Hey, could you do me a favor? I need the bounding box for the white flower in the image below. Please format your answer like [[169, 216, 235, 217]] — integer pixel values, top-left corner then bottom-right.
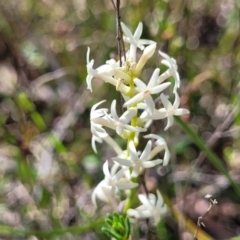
[[121, 22, 156, 62], [123, 69, 171, 114], [148, 92, 190, 130], [90, 100, 124, 154], [92, 161, 138, 208], [158, 51, 180, 93], [86, 48, 130, 94], [127, 190, 167, 225], [112, 140, 162, 177], [105, 100, 146, 135], [144, 134, 170, 166]]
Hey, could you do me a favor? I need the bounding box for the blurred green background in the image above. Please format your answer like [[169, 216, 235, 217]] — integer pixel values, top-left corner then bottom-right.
[[0, 0, 240, 239]]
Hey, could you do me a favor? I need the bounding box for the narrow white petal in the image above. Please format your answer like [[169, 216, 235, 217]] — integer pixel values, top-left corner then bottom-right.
[[151, 109, 168, 120], [157, 70, 171, 84], [104, 113, 115, 125], [117, 182, 138, 190], [144, 94, 155, 114], [121, 22, 133, 40], [138, 39, 156, 45], [158, 50, 171, 62], [163, 148, 170, 166], [140, 140, 152, 161], [114, 167, 125, 181], [111, 100, 119, 120], [144, 134, 159, 140], [125, 125, 146, 132], [102, 161, 110, 178], [164, 115, 174, 131], [101, 185, 117, 208], [134, 78, 147, 91], [92, 123, 105, 133], [150, 82, 171, 94], [123, 92, 144, 107], [129, 141, 138, 161], [86, 47, 90, 63], [148, 68, 160, 88], [120, 108, 137, 124], [91, 100, 106, 113], [133, 22, 143, 40], [173, 92, 180, 109], [174, 109, 190, 116], [116, 125, 124, 135], [160, 93, 172, 110], [142, 159, 162, 168], [138, 194, 153, 209], [147, 146, 164, 161], [127, 209, 152, 219], [91, 136, 100, 153], [86, 75, 93, 92], [112, 157, 133, 167]]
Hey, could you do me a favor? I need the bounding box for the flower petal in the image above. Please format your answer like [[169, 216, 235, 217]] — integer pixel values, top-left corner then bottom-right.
[[102, 161, 111, 178], [140, 140, 152, 161], [134, 78, 147, 91], [120, 108, 137, 124], [133, 22, 143, 41], [148, 68, 160, 88], [112, 157, 133, 167], [138, 194, 153, 210], [142, 159, 162, 168], [164, 115, 174, 131], [174, 108, 190, 116], [111, 100, 119, 121], [123, 92, 144, 107], [160, 93, 172, 110], [116, 182, 138, 190], [144, 94, 155, 114], [150, 82, 171, 94], [129, 141, 138, 161]]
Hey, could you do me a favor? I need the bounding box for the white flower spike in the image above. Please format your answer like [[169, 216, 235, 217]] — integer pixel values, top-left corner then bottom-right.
[[87, 21, 190, 225]]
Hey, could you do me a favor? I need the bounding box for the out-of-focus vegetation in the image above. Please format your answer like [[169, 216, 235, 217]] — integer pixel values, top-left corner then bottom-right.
[[0, 0, 240, 239]]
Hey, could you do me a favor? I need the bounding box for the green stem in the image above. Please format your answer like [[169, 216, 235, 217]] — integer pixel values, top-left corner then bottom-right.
[[123, 178, 137, 213], [175, 116, 240, 197], [0, 218, 104, 238]]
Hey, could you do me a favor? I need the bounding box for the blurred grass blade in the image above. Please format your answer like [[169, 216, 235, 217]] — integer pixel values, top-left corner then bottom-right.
[[175, 116, 240, 197], [0, 218, 104, 238]]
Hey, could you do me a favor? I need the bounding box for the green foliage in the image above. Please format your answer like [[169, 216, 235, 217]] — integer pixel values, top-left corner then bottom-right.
[[102, 213, 131, 240]]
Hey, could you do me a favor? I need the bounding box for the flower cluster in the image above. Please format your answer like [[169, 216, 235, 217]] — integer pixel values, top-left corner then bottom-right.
[[87, 22, 189, 225]]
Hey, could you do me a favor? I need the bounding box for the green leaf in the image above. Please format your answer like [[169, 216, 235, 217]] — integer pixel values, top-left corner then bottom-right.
[[175, 116, 240, 197]]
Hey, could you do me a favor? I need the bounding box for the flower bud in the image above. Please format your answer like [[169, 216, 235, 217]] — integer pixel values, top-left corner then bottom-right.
[[134, 44, 156, 74]]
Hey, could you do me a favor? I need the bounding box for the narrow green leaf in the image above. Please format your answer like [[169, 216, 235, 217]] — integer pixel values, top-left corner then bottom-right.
[[102, 227, 121, 240], [175, 116, 240, 197]]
